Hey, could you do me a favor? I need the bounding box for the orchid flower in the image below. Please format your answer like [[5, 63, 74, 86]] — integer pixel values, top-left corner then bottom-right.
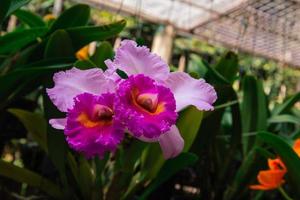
[[250, 139, 300, 191], [105, 40, 217, 159], [46, 68, 123, 158], [250, 158, 287, 190]]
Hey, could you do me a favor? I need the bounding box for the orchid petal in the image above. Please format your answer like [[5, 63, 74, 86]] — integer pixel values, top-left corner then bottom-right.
[[47, 67, 116, 112], [165, 72, 217, 112], [106, 40, 169, 81], [158, 125, 184, 159], [49, 118, 67, 130]]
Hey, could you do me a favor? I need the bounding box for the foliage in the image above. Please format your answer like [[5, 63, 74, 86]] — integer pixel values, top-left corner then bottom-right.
[[0, 1, 299, 200]]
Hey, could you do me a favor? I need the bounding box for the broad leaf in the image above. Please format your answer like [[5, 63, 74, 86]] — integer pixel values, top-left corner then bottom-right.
[[268, 114, 300, 125], [8, 108, 47, 152], [49, 4, 90, 32], [0, 27, 48, 54], [66, 20, 126, 51], [90, 41, 114, 70], [214, 51, 238, 83], [0, 61, 73, 104], [7, 0, 32, 16], [139, 153, 198, 200], [0, 0, 11, 26], [44, 30, 74, 58], [0, 160, 62, 199], [179, 106, 203, 151], [14, 9, 46, 27], [272, 92, 300, 116]]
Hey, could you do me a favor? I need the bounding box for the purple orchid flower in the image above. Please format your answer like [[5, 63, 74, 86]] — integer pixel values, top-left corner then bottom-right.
[[105, 40, 217, 159], [46, 68, 123, 158]]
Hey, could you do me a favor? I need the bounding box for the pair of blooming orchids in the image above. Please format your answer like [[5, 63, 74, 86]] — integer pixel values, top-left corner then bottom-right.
[[47, 40, 217, 159]]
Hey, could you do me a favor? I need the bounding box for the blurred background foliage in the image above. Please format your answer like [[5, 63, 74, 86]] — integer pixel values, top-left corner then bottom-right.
[[0, 0, 299, 200]]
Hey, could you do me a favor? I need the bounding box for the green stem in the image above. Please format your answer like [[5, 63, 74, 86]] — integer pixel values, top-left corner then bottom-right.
[[278, 187, 293, 200]]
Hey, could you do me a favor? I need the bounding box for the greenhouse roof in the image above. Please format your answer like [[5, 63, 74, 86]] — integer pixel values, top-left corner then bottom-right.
[[78, 0, 300, 69]]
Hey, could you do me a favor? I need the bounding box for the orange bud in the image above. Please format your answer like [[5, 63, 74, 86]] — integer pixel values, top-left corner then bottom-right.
[[76, 45, 89, 60]]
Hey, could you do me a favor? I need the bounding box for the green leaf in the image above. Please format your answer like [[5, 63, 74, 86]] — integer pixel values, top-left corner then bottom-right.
[[272, 92, 300, 116], [44, 30, 74, 58], [258, 132, 300, 198], [187, 54, 208, 78], [49, 4, 90, 33], [78, 156, 94, 200], [90, 41, 113, 70], [0, 27, 48, 54], [268, 114, 300, 125], [241, 75, 256, 133], [204, 59, 230, 85], [256, 79, 268, 131], [122, 140, 147, 173], [0, 61, 73, 104], [0, 160, 62, 199], [0, 0, 11, 26], [74, 59, 96, 69], [214, 51, 238, 83], [139, 153, 198, 200], [8, 109, 47, 152], [14, 9, 46, 27], [178, 106, 203, 151], [7, 0, 31, 16], [223, 147, 266, 200], [66, 20, 126, 51], [241, 76, 268, 152], [0, 43, 39, 71], [140, 106, 203, 182]]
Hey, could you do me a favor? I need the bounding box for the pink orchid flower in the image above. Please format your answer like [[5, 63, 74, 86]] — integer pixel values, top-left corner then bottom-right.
[[105, 40, 217, 159], [46, 68, 123, 158]]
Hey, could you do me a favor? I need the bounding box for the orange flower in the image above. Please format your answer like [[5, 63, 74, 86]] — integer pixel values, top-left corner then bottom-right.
[[76, 45, 89, 60], [293, 138, 300, 157], [43, 14, 56, 21], [250, 158, 287, 190], [250, 139, 300, 191]]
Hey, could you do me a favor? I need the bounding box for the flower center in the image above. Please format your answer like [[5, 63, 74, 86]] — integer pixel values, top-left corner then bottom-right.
[[93, 104, 114, 122], [136, 93, 158, 113], [77, 104, 113, 128]]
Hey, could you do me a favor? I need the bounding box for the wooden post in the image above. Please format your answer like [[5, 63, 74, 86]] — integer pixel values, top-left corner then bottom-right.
[[178, 54, 186, 72], [53, 0, 64, 16], [151, 25, 175, 64], [7, 16, 17, 32]]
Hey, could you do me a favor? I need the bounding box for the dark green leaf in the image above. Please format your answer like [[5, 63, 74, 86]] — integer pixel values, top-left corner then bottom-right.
[[0, 27, 48, 54], [223, 147, 266, 200], [268, 114, 300, 125], [14, 9, 46, 27], [242, 76, 257, 132], [123, 140, 147, 173], [0, 0, 11, 26], [78, 156, 94, 200], [7, 0, 31, 15], [8, 109, 47, 152], [139, 153, 198, 200], [242, 76, 268, 152], [66, 20, 126, 51], [178, 106, 203, 151], [0, 160, 62, 199], [0, 61, 73, 104], [187, 54, 208, 78], [74, 59, 96, 69], [44, 30, 74, 58], [90, 41, 113, 70], [272, 92, 300, 116], [49, 4, 90, 32], [214, 51, 238, 83]]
